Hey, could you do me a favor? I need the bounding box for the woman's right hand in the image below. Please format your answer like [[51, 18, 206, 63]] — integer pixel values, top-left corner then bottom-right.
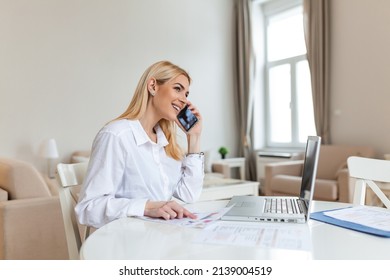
[[144, 200, 197, 220]]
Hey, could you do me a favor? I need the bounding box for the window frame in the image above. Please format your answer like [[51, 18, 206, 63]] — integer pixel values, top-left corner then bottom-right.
[[262, 0, 312, 149]]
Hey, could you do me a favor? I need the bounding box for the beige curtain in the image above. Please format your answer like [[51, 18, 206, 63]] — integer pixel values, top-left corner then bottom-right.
[[235, 0, 256, 180], [303, 0, 331, 144]]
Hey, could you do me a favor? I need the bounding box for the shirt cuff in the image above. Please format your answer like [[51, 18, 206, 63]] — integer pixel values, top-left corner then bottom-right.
[[126, 198, 148, 217], [186, 152, 205, 159]]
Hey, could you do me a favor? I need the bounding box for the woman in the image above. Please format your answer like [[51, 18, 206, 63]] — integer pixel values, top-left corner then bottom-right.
[[75, 61, 204, 228]]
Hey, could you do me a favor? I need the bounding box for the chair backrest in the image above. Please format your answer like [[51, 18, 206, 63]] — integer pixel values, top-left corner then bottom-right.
[[347, 156, 390, 209], [317, 145, 375, 180], [56, 162, 88, 260], [0, 158, 52, 200]]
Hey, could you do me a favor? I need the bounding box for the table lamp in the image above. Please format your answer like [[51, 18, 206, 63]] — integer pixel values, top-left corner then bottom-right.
[[39, 138, 59, 178]]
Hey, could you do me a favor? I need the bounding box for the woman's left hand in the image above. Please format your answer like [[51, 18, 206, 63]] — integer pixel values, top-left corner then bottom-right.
[[144, 200, 197, 220]]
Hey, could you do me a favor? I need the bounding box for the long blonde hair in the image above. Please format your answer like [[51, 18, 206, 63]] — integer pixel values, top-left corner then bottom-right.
[[114, 61, 191, 160]]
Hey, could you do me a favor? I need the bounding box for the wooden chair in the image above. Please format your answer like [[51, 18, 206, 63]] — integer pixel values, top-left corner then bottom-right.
[[347, 156, 390, 209], [56, 162, 89, 259]]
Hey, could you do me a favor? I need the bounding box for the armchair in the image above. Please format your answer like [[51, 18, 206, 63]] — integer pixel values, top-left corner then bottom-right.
[[0, 158, 68, 259], [264, 145, 375, 203]]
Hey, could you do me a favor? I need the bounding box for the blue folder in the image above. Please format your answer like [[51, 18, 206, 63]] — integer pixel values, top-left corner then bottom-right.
[[310, 207, 390, 238]]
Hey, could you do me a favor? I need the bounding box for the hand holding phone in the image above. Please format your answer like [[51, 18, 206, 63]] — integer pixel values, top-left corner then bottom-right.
[[177, 105, 198, 132]]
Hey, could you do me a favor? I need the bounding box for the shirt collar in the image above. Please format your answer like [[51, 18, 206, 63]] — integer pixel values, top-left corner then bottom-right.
[[132, 120, 169, 147]]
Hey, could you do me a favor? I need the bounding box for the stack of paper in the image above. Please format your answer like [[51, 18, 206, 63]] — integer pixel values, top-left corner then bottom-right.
[[311, 206, 390, 237]]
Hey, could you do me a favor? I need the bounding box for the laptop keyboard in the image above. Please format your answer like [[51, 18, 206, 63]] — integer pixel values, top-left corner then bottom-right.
[[265, 198, 304, 214]]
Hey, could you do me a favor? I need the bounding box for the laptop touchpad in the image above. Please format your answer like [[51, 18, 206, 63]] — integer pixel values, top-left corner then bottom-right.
[[239, 202, 257, 208]]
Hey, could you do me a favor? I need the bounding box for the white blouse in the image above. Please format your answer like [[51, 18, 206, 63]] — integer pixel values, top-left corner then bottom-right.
[[75, 119, 204, 228]]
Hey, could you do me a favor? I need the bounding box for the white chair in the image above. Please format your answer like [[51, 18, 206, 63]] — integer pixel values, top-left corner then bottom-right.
[[56, 162, 89, 260], [347, 156, 390, 209]]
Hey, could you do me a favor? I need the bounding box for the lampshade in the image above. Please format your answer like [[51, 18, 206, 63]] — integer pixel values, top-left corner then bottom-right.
[[39, 138, 59, 159]]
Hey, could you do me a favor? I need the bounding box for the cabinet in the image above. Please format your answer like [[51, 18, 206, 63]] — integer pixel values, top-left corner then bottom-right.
[[212, 157, 246, 180]]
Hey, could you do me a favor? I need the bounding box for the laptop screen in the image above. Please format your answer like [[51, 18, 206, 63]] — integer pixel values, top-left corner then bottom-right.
[[299, 136, 321, 205]]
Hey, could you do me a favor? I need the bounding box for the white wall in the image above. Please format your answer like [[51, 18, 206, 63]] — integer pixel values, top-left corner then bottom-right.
[[0, 0, 238, 171], [3, 0, 389, 173], [330, 0, 390, 157]]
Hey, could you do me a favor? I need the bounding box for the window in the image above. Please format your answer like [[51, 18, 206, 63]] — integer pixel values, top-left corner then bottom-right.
[[261, 0, 316, 148]]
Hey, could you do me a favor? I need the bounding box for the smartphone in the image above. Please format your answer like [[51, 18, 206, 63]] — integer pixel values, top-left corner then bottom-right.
[[177, 105, 198, 132]]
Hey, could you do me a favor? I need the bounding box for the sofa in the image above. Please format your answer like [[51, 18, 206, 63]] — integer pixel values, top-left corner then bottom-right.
[[0, 158, 68, 259], [264, 145, 375, 203]]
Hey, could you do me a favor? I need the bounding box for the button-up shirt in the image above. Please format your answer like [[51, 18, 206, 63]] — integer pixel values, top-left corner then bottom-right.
[[75, 119, 204, 228]]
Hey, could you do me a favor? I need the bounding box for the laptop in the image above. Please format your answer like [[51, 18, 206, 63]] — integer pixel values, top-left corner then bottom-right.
[[221, 136, 321, 224]]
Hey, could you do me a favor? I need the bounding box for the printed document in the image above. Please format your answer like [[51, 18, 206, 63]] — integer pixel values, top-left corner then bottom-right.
[[193, 222, 311, 251], [324, 206, 390, 231], [138, 205, 234, 228]]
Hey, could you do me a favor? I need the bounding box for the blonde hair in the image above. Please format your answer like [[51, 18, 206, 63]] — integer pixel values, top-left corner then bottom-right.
[[114, 61, 191, 160]]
